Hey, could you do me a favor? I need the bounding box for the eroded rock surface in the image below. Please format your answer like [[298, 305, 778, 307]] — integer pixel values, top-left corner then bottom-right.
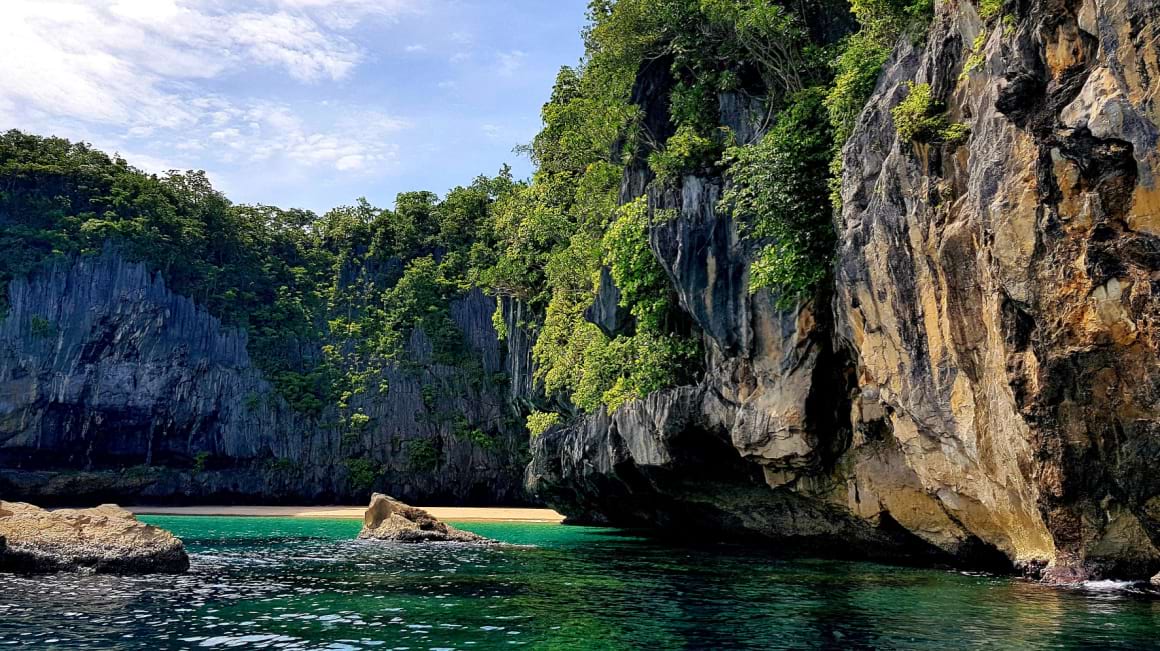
[[0, 250, 533, 506], [0, 501, 189, 573], [357, 493, 491, 543], [834, 0, 1160, 582], [528, 0, 1160, 581]]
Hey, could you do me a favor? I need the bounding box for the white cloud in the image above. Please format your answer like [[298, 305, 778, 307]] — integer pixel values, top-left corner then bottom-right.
[[0, 0, 370, 133], [496, 50, 526, 77], [264, 0, 421, 29], [160, 100, 407, 174], [405, 44, 427, 53], [0, 0, 413, 185], [270, 0, 416, 13], [227, 11, 362, 82]]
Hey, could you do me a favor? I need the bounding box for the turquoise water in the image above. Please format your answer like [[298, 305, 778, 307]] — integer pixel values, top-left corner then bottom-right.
[[1, 517, 1159, 649]]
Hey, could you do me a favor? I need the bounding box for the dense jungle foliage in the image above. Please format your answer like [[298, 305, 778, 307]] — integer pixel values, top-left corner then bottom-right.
[[0, 0, 942, 433], [0, 130, 514, 420]]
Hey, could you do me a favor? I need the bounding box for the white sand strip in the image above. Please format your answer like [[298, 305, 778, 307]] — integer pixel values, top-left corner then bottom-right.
[[127, 505, 564, 522]]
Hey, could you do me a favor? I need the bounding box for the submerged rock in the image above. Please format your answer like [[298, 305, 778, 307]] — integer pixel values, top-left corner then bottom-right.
[[0, 502, 189, 574], [357, 493, 491, 543]]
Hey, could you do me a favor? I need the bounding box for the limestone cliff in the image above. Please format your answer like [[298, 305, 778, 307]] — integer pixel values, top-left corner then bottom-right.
[[0, 250, 532, 505], [834, 0, 1160, 581], [528, 0, 1160, 581]]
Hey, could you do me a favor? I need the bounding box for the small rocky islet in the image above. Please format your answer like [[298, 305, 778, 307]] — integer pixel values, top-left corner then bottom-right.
[[358, 493, 495, 544], [0, 494, 495, 575], [0, 501, 189, 574]]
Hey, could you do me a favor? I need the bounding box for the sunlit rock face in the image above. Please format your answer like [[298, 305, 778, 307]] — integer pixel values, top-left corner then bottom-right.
[[0, 250, 533, 506], [357, 493, 491, 543], [834, 0, 1160, 581], [0, 501, 188, 574], [529, 0, 1160, 580]]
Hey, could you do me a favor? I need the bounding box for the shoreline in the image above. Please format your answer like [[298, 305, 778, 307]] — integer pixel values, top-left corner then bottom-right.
[[127, 505, 565, 523]]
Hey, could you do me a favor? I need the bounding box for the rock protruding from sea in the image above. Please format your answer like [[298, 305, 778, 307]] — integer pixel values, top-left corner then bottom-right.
[[0, 502, 190, 574], [357, 494, 491, 543]]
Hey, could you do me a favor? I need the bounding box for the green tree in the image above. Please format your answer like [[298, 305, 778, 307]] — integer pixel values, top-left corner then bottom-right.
[[722, 87, 836, 301]]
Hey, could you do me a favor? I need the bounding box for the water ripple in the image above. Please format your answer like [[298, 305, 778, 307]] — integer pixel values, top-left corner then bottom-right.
[[1, 518, 1158, 649]]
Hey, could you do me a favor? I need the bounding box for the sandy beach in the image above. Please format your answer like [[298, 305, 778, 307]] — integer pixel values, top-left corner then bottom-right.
[[127, 505, 564, 523]]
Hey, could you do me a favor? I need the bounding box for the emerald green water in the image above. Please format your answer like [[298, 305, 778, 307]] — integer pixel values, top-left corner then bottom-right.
[[2, 517, 1159, 649]]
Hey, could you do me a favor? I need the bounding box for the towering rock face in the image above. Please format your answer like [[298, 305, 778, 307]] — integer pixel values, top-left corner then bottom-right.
[[529, 0, 1160, 580], [835, 0, 1160, 580], [0, 251, 532, 506]]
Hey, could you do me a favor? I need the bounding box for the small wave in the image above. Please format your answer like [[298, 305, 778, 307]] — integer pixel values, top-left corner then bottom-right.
[[1081, 580, 1146, 593]]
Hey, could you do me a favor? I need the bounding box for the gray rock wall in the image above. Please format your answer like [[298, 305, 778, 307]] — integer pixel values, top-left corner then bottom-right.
[[0, 250, 533, 506]]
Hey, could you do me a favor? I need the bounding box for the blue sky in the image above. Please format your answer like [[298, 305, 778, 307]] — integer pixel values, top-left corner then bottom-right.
[[0, 0, 590, 213]]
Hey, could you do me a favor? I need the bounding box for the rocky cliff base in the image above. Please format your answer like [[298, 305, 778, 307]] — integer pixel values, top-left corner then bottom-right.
[[528, 0, 1160, 583]]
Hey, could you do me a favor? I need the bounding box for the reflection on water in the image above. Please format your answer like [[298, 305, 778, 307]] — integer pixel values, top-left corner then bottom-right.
[[1, 516, 1158, 649]]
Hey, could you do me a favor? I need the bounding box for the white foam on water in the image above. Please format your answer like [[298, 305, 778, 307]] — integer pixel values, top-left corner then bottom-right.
[[1081, 580, 1143, 592]]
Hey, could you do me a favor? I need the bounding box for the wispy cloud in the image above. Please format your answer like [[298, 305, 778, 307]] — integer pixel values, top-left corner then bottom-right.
[[263, 0, 420, 29], [171, 98, 406, 173], [0, 0, 414, 184], [496, 50, 526, 77], [0, 0, 587, 212]]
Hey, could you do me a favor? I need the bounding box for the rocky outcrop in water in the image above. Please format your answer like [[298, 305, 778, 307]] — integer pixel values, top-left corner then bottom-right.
[[358, 493, 490, 543], [0, 501, 188, 573], [528, 0, 1160, 581], [0, 250, 534, 506]]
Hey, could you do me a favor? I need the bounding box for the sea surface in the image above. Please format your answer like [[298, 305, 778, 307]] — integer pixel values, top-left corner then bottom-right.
[[1, 516, 1159, 649]]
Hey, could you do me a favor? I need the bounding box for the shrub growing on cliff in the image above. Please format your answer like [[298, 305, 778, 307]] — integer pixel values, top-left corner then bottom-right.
[[722, 87, 836, 301], [977, 0, 1002, 20], [648, 125, 722, 184], [406, 440, 441, 472], [891, 82, 945, 141], [491, 304, 509, 341], [891, 83, 970, 145], [826, 32, 892, 156], [825, 0, 935, 206], [452, 415, 498, 450], [603, 197, 671, 331], [526, 411, 561, 437], [29, 315, 56, 338], [940, 122, 972, 146], [825, 31, 891, 207], [344, 457, 381, 491], [850, 0, 934, 39]]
